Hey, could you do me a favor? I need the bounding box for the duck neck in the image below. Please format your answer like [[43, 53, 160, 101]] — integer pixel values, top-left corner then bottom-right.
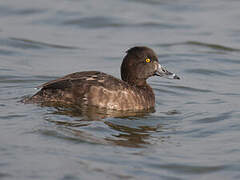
[[134, 79, 147, 87], [123, 78, 147, 87]]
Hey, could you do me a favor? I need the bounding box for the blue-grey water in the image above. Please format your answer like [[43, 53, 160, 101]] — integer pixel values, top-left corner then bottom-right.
[[1, 0, 240, 179]]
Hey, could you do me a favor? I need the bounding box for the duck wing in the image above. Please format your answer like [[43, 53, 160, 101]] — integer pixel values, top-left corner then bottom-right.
[[37, 71, 104, 90]]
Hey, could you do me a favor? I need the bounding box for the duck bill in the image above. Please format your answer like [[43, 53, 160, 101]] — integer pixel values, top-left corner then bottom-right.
[[155, 64, 180, 79]]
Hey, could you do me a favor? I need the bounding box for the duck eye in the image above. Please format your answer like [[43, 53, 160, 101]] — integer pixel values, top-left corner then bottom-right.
[[145, 58, 151, 63]]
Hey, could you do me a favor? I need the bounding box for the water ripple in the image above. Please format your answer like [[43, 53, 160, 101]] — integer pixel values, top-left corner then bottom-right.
[[0, 75, 57, 85], [194, 111, 233, 124], [0, 48, 16, 56], [185, 68, 231, 76], [0, 37, 78, 51], [152, 83, 212, 96], [165, 85, 212, 93], [154, 87, 183, 96], [156, 163, 226, 174], [186, 41, 240, 52], [0, 5, 46, 16], [9, 37, 78, 50], [156, 41, 240, 52], [62, 16, 192, 29], [63, 16, 124, 28], [0, 172, 11, 179]]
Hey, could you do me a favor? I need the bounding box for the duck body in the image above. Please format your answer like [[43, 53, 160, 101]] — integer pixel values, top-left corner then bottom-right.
[[28, 71, 155, 111], [25, 47, 179, 111]]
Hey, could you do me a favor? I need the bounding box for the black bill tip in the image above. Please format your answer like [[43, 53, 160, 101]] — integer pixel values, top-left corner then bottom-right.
[[173, 74, 180, 80]]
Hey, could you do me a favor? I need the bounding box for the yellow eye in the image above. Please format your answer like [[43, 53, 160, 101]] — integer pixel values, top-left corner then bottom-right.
[[145, 58, 151, 63]]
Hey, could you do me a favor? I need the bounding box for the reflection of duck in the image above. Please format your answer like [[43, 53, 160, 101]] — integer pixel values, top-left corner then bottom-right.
[[24, 46, 179, 111], [48, 104, 154, 120], [46, 116, 161, 148], [104, 121, 157, 147], [45, 107, 172, 148]]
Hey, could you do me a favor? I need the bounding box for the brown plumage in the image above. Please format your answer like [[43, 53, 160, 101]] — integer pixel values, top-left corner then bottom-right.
[[24, 46, 179, 111]]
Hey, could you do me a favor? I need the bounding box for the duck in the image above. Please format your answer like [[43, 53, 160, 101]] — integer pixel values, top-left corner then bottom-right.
[[24, 46, 179, 111]]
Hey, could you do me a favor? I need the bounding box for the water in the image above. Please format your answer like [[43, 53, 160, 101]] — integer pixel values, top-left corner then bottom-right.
[[1, 0, 240, 179]]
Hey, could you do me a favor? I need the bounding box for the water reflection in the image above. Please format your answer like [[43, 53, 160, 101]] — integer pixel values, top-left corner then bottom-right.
[[42, 105, 169, 148], [47, 104, 155, 119], [104, 121, 156, 147]]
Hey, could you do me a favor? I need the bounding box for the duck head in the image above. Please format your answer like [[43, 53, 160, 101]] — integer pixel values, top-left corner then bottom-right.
[[121, 46, 180, 86]]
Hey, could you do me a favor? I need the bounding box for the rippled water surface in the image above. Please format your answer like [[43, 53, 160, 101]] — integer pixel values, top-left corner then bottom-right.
[[1, 0, 240, 179]]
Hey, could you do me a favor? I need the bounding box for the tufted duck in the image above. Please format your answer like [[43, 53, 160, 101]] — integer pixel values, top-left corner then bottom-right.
[[24, 47, 179, 111]]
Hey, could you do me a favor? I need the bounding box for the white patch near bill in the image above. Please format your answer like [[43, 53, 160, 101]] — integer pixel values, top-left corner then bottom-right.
[[158, 63, 162, 69]]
